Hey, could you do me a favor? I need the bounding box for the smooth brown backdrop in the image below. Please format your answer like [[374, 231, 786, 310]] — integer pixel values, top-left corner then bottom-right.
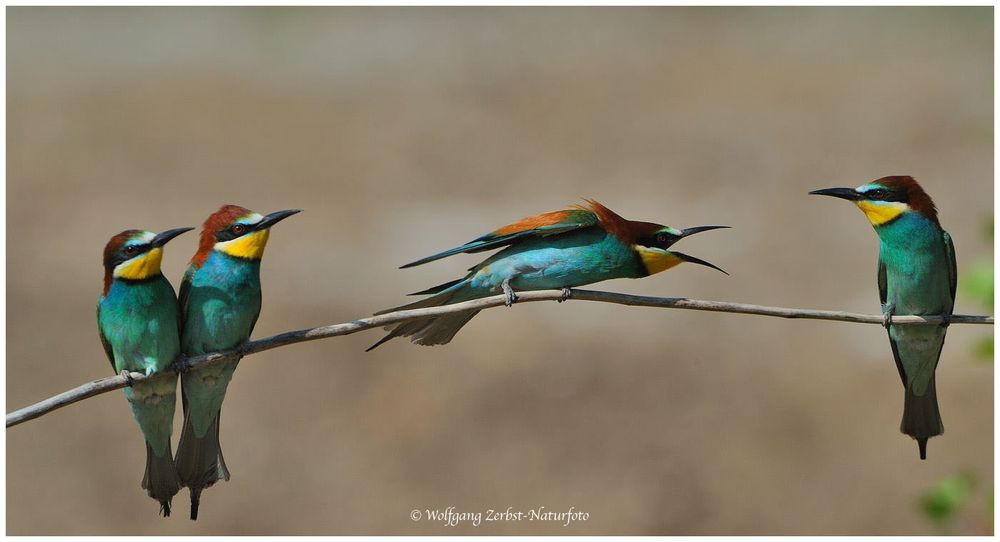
[[7, 7, 993, 535]]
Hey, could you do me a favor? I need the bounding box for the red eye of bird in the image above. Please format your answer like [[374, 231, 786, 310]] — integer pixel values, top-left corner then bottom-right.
[[124, 245, 138, 255], [232, 224, 246, 235], [656, 233, 669, 244]]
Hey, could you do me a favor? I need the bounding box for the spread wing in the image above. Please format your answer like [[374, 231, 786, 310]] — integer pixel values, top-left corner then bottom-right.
[[943, 230, 957, 304], [96, 302, 117, 373], [400, 207, 599, 268]]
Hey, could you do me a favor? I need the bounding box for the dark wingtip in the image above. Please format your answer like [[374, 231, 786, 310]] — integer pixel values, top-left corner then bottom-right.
[[366, 334, 394, 352], [918, 438, 928, 460], [160, 501, 171, 518]]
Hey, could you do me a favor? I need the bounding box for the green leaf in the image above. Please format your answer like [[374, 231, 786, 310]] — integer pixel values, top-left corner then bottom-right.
[[959, 261, 994, 309], [920, 474, 974, 525], [973, 337, 994, 360]]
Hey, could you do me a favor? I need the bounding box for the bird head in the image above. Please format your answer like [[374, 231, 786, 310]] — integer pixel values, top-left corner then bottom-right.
[[192, 205, 301, 266], [630, 222, 729, 276], [102, 227, 193, 292], [809, 175, 939, 227]]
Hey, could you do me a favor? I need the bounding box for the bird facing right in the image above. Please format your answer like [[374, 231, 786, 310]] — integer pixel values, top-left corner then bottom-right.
[[174, 204, 301, 520], [810, 176, 956, 460], [368, 199, 728, 350]]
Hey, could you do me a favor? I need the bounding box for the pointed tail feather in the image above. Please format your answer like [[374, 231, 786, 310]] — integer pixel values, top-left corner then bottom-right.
[[142, 441, 181, 517], [367, 280, 479, 350], [901, 376, 943, 460], [175, 410, 230, 520]]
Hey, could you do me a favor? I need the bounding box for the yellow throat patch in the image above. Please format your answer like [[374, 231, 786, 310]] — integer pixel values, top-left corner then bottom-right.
[[114, 247, 163, 280], [635, 246, 683, 275], [216, 229, 270, 260], [856, 200, 907, 226]]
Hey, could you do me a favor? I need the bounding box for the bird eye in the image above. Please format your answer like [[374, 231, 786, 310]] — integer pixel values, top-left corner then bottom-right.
[[655, 233, 669, 245], [231, 224, 247, 235], [867, 189, 887, 200], [124, 245, 138, 256]]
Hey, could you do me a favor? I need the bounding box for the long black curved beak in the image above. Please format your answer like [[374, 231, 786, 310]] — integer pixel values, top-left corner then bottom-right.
[[672, 251, 729, 275], [809, 187, 863, 201], [151, 227, 195, 247], [257, 209, 302, 229], [680, 225, 730, 238]]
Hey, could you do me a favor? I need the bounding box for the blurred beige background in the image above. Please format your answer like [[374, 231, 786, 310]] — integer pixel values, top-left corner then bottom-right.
[[7, 7, 993, 535]]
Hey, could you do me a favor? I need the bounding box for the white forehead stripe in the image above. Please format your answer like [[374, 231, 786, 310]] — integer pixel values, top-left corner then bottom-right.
[[238, 213, 264, 225], [127, 231, 156, 245], [856, 183, 880, 193]]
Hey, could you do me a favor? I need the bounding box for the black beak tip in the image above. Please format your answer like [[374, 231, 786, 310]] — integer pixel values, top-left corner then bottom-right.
[[808, 187, 862, 201], [152, 227, 195, 247], [259, 208, 303, 228], [680, 225, 732, 238], [673, 251, 728, 276]]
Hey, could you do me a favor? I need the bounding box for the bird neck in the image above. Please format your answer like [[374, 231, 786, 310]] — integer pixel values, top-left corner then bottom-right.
[[103, 273, 165, 298], [192, 250, 262, 287], [874, 211, 940, 249]]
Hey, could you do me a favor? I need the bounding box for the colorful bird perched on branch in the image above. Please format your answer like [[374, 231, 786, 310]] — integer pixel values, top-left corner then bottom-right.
[[97, 226, 193, 516], [368, 199, 728, 350], [810, 176, 956, 460], [175, 205, 301, 520]]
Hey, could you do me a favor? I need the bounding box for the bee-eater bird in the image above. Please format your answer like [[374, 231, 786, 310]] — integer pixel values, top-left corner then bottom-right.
[[810, 176, 956, 460], [175, 205, 301, 520], [368, 199, 728, 350], [97, 226, 193, 516]]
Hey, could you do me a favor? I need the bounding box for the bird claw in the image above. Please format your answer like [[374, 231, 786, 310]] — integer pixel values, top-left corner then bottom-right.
[[120, 370, 134, 387], [557, 287, 572, 303], [881, 304, 895, 330], [501, 278, 518, 307], [939, 314, 952, 329]]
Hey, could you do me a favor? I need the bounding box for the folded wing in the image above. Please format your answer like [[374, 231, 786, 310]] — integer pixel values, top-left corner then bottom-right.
[[400, 207, 599, 268]]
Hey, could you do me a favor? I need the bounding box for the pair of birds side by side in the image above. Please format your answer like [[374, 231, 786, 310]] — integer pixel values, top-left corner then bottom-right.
[[372, 177, 955, 461], [96, 175, 955, 520], [97, 205, 300, 519]]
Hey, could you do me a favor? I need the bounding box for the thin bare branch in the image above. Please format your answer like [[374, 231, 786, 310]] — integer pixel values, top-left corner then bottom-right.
[[6, 288, 993, 428]]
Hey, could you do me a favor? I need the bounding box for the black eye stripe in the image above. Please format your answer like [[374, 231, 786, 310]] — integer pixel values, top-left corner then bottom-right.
[[216, 223, 254, 242], [864, 188, 907, 203]]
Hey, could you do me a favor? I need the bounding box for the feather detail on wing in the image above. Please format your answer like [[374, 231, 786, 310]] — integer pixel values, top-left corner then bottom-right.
[[96, 303, 117, 373], [399, 206, 600, 268], [943, 231, 957, 303]]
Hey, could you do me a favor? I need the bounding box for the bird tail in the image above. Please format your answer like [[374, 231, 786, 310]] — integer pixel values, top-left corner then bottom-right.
[[141, 441, 181, 517], [366, 279, 479, 351], [175, 409, 230, 520], [901, 376, 944, 460]]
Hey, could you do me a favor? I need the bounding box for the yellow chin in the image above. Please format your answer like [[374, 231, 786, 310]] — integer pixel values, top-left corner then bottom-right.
[[114, 247, 163, 280], [217, 229, 270, 260], [635, 246, 683, 275], [856, 201, 906, 226]]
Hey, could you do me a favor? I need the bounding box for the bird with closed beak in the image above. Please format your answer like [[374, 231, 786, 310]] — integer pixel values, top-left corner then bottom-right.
[[175, 205, 301, 519], [97, 226, 193, 516], [810, 176, 956, 459]]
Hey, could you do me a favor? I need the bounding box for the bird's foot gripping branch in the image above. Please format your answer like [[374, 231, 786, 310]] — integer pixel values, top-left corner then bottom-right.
[[6, 288, 992, 429]]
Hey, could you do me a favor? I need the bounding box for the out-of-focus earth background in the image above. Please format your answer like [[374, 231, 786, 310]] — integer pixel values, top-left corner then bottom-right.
[[7, 7, 993, 535]]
